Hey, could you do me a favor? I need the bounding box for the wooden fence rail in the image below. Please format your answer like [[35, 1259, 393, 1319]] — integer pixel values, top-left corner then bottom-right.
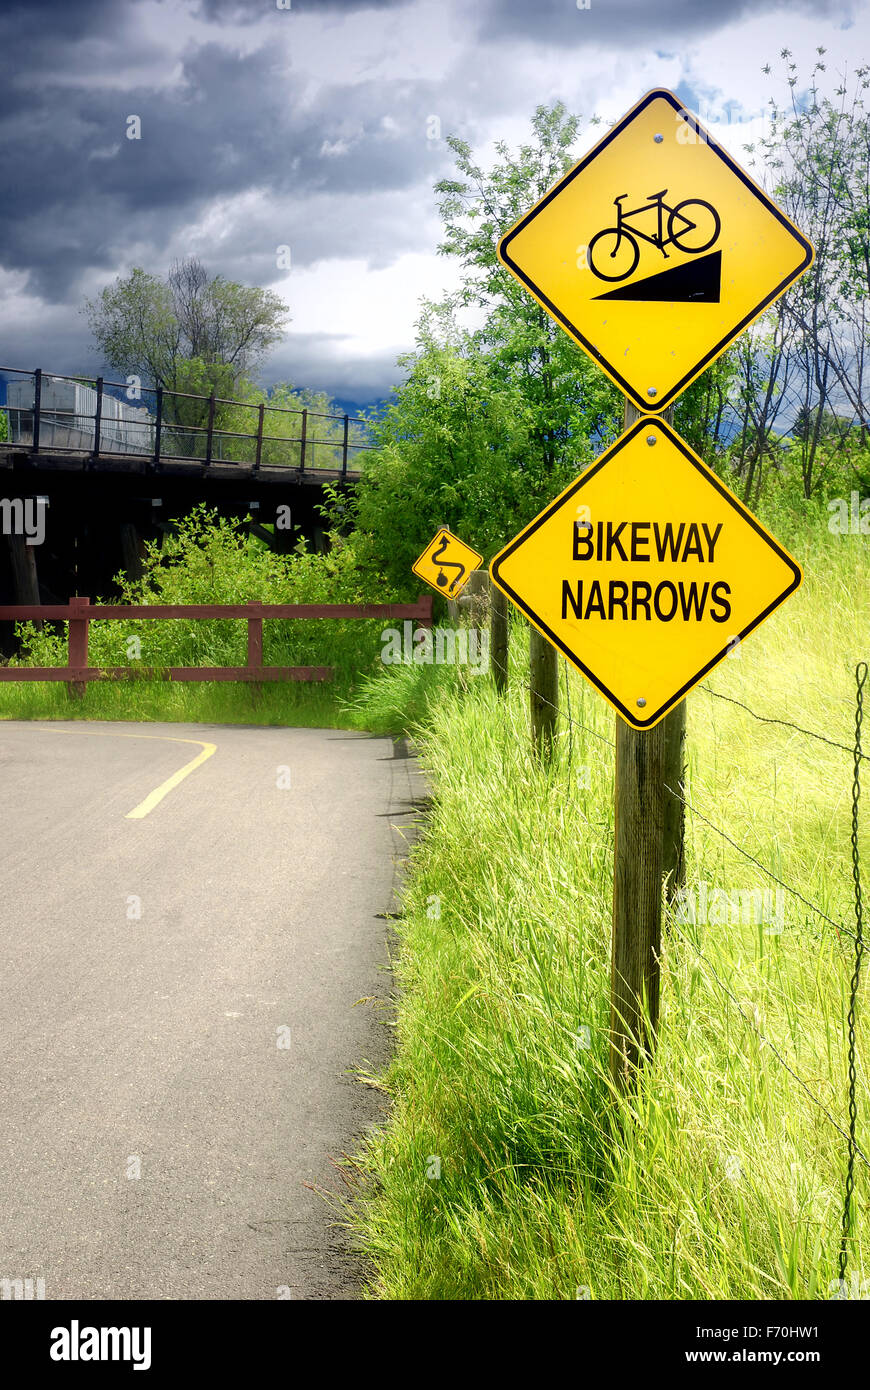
[[0, 595, 433, 694]]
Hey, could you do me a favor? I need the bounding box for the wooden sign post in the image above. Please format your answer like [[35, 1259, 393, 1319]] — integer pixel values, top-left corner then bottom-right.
[[611, 691, 670, 1084], [490, 581, 509, 695], [609, 401, 686, 1090]]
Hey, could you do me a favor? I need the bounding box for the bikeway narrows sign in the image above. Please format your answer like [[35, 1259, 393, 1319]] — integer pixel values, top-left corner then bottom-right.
[[497, 88, 814, 414], [489, 417, 802, 730], [412, 526, 483, 598]]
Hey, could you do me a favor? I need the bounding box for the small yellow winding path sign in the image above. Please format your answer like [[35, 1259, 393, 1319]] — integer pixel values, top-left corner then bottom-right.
[[412, 527, 483, 598]]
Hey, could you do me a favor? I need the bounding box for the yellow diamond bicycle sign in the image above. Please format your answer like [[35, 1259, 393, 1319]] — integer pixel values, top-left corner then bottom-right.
[[490, 417, 801, 729], [497, 88, 814, 414], [412, 526, 483, 598]]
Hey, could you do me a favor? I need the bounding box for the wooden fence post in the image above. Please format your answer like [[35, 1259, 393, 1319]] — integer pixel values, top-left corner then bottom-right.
[[247, 601, 264, 704], [529, 624, 558, 759], [67, 595, 90, 700], [452, 569, 488, 692], [490, 578, 509, 695], [458, 569, 490, 626], [610, 398, 687, 1090], [610, 712, 668, 1084]]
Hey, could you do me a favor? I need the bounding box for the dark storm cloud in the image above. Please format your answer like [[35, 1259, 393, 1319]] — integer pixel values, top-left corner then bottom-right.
[[0, 29, 450, 302], [196, 0, 409, 14], [1, 0, 123, 37], [0, 305, 106, 379], [0, 0, 136, 96], [478, 0, 855, 47], [3, 0, 859, 398]]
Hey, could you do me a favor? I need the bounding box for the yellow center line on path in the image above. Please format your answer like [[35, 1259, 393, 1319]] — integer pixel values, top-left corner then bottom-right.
[[34, 726, 218, 819], [124, 741, 217, 819]]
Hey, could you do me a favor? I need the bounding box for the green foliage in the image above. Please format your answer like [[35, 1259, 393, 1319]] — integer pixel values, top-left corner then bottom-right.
[[12, 506, 396, 699], [780, 433, 870, 503], [345, 655, 461, 736], [434, 103, 621, 466], [744, 58, 870, 495], [673, 350, 740, 457], [349, 309, 579, 595], [86, 266, 176, 384], [208, 379, 363, 469], [158, 356, 238, 453], [758, 54, 870, 323], [85, 256, 288, 395], [792, 404, 849, 444]]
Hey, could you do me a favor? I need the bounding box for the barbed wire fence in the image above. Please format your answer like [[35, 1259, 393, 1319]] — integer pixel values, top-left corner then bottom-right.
[[515, 656, 867, 1292]]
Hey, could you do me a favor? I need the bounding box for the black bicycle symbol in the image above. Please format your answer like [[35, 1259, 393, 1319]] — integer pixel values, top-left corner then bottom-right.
[[432, 534, 466, 593], [587, 190, 721, 283]]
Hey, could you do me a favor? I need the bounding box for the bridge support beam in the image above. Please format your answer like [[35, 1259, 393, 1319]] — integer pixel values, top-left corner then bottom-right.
[[6, 532, 41, 606], [119, 522, 146, 582]]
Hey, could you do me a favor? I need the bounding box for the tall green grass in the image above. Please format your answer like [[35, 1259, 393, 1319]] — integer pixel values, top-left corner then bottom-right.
[[0, 675, 345, 727], [347, 514, 869, 1300]]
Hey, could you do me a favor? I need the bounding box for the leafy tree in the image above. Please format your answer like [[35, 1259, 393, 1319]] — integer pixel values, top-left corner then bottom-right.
[[203, 378, 359, 469], [749, 54, 870, 492], [345, 304, 540, 594], [434, 102, 621, 470], [792, 403, 850, 443], [673, 351, 740, 461], [431, 105, 628, 753], [85, 257, 288, 398], [155, 355, 237, 457]]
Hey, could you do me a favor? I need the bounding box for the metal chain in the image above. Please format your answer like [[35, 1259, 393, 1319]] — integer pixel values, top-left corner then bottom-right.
[[839, 661, 867, 1286]]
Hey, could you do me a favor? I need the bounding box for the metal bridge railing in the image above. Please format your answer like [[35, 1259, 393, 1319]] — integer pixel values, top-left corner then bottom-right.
[[0, 367, 376, 477]]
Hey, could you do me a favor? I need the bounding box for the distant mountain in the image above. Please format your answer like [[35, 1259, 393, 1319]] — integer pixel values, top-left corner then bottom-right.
[[330, 396, 391, 422]]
